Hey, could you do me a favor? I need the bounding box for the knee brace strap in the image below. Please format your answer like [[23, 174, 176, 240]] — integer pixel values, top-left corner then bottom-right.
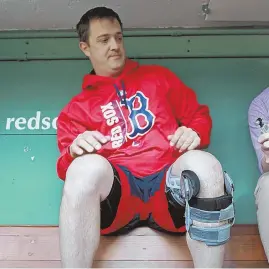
[[186, 172, 235, 246]]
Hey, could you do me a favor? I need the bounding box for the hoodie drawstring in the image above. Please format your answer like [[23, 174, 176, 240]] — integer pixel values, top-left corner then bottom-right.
[[114, 81, 128, 108]]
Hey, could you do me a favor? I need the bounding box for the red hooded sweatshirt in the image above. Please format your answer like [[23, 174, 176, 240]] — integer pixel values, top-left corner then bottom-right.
[[56, 59, 212, 180]]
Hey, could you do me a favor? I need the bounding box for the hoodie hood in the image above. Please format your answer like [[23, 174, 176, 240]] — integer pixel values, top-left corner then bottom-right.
[[82, 58, 139, 91]]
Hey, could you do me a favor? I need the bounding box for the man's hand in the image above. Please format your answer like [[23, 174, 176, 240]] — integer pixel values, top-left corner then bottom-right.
[[70, 131, 110, 158], [258, 132, 269, 162], [167, 126, 200, 152]]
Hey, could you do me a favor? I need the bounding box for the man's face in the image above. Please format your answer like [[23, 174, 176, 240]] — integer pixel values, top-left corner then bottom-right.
[[80, 18, 126, 76]]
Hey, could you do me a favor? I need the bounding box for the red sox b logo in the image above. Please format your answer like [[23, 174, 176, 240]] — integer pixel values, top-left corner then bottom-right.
[[123, 91, 155, 139]]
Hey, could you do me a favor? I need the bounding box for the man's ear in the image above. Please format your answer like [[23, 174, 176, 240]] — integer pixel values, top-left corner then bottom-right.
[[79, 41, 91, 57]]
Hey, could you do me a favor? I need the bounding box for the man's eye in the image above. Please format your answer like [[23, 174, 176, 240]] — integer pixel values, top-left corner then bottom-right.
[[101, 39, 108, 43]]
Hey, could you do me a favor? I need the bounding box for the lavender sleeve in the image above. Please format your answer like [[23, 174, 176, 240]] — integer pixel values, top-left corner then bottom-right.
[[248, 87, 269, 174]]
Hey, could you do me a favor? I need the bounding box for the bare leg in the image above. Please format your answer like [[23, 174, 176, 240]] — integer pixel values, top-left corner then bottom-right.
[[171, 150, 227, 268], [59, 154, 114, 268], [255, 172, 269, 261]]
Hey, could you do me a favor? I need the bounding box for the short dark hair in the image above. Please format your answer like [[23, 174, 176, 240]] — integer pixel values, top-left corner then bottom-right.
[[76, 6, 123, 42]]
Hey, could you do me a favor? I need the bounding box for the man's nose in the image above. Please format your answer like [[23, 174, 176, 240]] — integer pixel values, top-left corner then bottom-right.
[[110, 38, 119, 50]]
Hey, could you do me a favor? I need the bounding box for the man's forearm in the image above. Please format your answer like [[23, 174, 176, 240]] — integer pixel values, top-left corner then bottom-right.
[[261, 155, 269, 173]]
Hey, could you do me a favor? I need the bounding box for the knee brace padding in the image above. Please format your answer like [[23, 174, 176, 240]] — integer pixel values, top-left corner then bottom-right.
[[186, 171, 235, 246]]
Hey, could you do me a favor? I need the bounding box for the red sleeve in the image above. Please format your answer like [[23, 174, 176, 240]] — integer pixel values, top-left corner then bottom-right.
[[56, 102, 88, 180], [165, 68, 212, 149]]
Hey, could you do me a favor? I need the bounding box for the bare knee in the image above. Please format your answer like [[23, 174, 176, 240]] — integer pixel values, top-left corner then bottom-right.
[[255, 172, 269, 204], [256, 172, 269, 190], [172, 150, 224, 198], [63, 154, 114, 202]]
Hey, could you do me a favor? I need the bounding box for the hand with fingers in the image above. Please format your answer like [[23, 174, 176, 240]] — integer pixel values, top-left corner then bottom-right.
[[167, 126, 201, 153], [69, 130, 110, 158], [258, 132, 269, 163]]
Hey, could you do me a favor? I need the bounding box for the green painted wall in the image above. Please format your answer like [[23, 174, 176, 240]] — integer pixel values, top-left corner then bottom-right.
[[1, 29, 268, 225]]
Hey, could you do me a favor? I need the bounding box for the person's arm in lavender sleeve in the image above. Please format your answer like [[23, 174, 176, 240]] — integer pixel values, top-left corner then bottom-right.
[[248, 88, 269, 174]]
